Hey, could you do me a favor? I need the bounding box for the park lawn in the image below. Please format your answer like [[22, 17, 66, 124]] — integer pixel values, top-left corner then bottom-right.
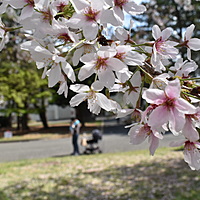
[[0, 133, 69, 143], [0, 148, 199, 200]]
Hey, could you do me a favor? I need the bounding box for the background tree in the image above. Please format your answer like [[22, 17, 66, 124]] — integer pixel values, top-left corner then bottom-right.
[[132, 0, 200, 65], [0, 10, 52, 130], [0, 60, 52, 130]]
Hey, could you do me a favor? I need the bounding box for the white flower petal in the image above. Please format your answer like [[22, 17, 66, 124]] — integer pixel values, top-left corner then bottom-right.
[[72, 48, 84, 66], [107, 58, 128, 72], [70, 84, 89, 93], [188, 38, 200, 51], [83, 23, 98, 40], [91, 81, 104, 91], [161, 27, 173, 41], [185, 24, 195, 40], [98, 69, 115, 88], [48, 65, 61, 87], [61, 62, 76, 82], [70, 93, 87, 107], [165, 79, 181, 99], [183, 118, 199, 142], [96, 93, 114, 111], [152, 25, 161, 40], [78, 64, 95, 81]]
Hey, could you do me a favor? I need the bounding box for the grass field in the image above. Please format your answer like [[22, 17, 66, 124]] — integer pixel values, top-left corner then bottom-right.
[[0, 147, 199, 200], [0, 133, 69, 143]]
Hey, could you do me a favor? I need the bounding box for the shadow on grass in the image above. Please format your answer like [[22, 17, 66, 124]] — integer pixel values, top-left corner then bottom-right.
[[1, 156, 200, 200]]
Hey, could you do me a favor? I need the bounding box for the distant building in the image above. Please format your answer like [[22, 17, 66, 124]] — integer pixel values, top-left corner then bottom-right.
[[29, 105, 76, 121]]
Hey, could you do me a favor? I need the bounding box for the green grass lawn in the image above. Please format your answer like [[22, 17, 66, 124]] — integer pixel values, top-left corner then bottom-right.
[[0, 148, 199, 200]]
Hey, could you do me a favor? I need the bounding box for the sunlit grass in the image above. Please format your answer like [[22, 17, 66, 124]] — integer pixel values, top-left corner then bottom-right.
[[0, 133, 69, 143], [0, 147, 199, 200]]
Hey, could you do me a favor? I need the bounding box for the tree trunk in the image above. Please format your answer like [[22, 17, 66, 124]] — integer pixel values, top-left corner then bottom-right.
[[21, 113, 29, 130], [34, 102, 49, 129], [39, 109, 48, 129], [7, 113, 12, 127], [17, 115, 21, 130]]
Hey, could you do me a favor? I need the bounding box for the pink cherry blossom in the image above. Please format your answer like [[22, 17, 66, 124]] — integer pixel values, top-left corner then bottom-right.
[[143, 78, 196, 134], [1, 0, 200, 171], [113, 44, 146, 66], [170, 140, 200, 170], [129, 123, 163, 155], [68, 0, 105, 40], [182, 115, 199, 142], [151, 25, 179, 71]]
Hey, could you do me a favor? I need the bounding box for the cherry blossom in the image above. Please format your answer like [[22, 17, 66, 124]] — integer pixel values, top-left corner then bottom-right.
[[78, 46, 129, 88], [122, 71, 142, 107], [48, 19, 80, 45], [129, 123, 163, 155], [72, 40, 97, 66], [52, 0, 70, 12], [0, 0, 41, 20], [0, 18, 9, 51], [68, 0, 105, 40], [21, 40, 75, 86], [69, 81, 118, 114], [169, 58, 198, 77], [184, 24, 200, 60], [104, 0, 146, 25], [57, 75, 69, 98], [112, 44, 146, 67], [143, 78, 196, 134], [20, 1, 57, 37], [170, 139, 200, 170], [151, 25, 179, 71]]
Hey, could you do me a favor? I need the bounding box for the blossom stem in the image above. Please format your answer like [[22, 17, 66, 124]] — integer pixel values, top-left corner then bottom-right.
[[68, 39, 86, 53], [137, 65, 153, 81], [182, 92, 200, 100], [180, 77, 200, 81], [94, 74, 98, 82], [4, 26, 23, 32], [137, 76, 144, 108]]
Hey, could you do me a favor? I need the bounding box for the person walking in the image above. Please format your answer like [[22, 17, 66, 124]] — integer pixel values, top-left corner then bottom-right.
[[70, 118, 81, 155]]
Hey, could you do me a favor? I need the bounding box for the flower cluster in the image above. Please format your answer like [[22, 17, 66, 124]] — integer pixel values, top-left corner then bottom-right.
[[0, 0, 200, 170]]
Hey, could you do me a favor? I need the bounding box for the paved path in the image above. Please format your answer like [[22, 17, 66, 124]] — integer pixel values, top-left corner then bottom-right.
[[0, 125, 184, 163]]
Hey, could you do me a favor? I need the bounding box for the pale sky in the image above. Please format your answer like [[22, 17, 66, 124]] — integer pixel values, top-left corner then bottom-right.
[[135, 0, 142, 3]]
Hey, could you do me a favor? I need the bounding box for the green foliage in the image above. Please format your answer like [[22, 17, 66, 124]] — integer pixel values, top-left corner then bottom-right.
[[0, 60, 51, 114], [0, 12, 53, 129]]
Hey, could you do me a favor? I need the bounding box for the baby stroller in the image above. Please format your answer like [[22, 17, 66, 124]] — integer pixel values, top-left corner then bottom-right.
[[82, 129, 103, 154]]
